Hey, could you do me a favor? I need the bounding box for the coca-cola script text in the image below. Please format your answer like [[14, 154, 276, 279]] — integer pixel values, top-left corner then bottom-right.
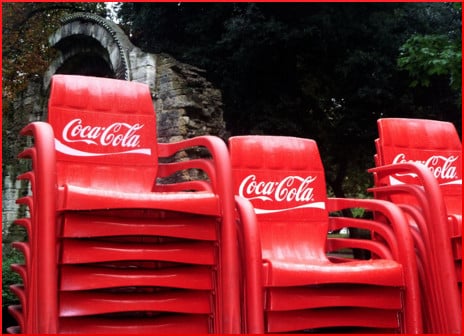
[[392, 153, 459, 180], [239, 174, 317, 202], [62, 118, 143, 148]]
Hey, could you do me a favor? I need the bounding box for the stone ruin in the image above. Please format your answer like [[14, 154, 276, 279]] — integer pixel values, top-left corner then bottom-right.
[[2, 13, 227, 249]]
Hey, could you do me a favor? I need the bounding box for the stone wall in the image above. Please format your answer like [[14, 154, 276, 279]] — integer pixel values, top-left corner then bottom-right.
[[2, 80, 40, 250], [2, 167, 28, 252], [155, 54, 226, 143], [2, 169, 20, 245]]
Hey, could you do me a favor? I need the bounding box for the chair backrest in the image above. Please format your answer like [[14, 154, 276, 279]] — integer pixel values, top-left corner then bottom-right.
[[376, 118, 462, 213], [229, 136, 329, 258], [48, 75, 158, 192]]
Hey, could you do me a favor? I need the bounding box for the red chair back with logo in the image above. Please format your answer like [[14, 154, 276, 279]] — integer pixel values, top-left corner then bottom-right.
[[232, 136, 329, 258], [49, 75, 158, 192], [376, 118, 462, 213]]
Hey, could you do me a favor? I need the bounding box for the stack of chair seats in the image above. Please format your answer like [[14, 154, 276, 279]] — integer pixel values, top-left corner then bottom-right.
[[229, 135, 422, 334], [369, 118, 461, 334], [7, 75, 245, 334]]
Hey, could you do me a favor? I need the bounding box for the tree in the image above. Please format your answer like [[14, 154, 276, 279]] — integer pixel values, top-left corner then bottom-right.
[[2, 3, 106, 98], [117, 2, 461, 198], [2, 2, 107, 166], [397, 2, 461, 113], [395, 3, 461, 130], [398, 34, 461, 91]]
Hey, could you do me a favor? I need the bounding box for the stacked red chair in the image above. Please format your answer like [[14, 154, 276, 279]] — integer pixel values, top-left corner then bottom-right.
[[369, 118, 461, 333], [8, 75, 243, 333], [229, 135, 422, 334]]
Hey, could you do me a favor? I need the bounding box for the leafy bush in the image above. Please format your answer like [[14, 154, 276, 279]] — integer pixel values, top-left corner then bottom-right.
[[398, 34, 462, 91], [2, 249, 23, 308]]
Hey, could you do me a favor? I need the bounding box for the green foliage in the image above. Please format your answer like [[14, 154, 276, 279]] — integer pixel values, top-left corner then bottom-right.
[[2, 250, 24, 307], [116, 2, 461, 197], [398, 34, 462, 91], [2, 2, 108, 167], [2, 2, 107, 98]]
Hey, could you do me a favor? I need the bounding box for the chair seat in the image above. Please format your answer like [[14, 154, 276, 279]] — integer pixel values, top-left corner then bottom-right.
[[60, 290, 212, 316], [57, 184, 220, 215], [61, 239, 216, 265], [266, 307, 401, 333], [266, 285, 403, 311], [61, 212, 218, 241], [59, 315, 210, 334], [264, 258, 404, 287], [60, 265, 214, 290]]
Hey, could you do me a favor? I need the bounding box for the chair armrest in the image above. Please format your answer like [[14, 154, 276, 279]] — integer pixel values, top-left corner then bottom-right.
[[328, 216, 398, 259], [158, 135, 225, 158], [153, 180, 213, 192], [160, 136, 239, 331], [156, 159, 216, 190], [369, 162, 447, 220], [368, 163, 455, 280], [369, 162, 460, 331], [158, 136, 230, 193], [19, 121, 59, 333], [327, 197, 415, 258], [327, 196, 421, 331], [234, 196, 264, 334], [326, 237, 394, 259]]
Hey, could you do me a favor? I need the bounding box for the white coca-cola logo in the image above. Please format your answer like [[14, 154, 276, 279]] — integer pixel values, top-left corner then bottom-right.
[[392, 153, 459, 180], [238, 174, 326, 214], [63, 118, 143, 147], [55, 118, 151, 157]]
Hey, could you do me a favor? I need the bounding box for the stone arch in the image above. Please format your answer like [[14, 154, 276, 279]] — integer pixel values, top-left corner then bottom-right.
[[44, 12, 134, 89], [42, 12, 226, 143]]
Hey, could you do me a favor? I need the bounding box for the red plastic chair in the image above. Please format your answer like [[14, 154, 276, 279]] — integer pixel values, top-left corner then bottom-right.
[[369, 117, 462, 333], [229, 135, 422, 333], [8, 75, 241, 334]]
